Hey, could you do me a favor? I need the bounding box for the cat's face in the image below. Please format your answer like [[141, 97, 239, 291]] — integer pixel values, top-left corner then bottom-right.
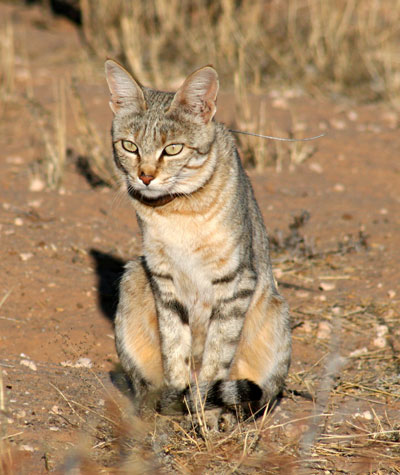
[[105, 61, 219, 200]]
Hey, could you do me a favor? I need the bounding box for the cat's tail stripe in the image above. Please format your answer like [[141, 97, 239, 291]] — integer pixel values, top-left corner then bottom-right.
[[158, 379, 263, 414]]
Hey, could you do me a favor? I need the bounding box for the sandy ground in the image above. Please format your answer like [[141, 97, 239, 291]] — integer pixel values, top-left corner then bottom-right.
[[1, 3, 399, 473]]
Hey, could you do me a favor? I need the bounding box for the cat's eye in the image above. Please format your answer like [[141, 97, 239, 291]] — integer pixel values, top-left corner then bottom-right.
[[121, 140, 138, 153], [163, 143, 184, 156]]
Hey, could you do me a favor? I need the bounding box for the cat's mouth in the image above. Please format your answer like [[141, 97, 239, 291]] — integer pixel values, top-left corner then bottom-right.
[[127, 184, 180, 207]]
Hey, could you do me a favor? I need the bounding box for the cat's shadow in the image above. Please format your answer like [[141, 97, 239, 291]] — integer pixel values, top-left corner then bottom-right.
[[89, 249, 126, 323]]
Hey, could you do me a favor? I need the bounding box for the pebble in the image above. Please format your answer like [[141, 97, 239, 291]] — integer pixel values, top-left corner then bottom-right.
[[29, 177, 45, 192], [309, 162, 323, 174], [20, 445, 35, 452], [319, 282, 336, 291], [6, 156, 24, 165], [28, 199, 42, 208], [272, 98, 289, 110], [388, 290, 396, 299], [14, 218, 24, 226], [334, 183, 345, 192], [347, 110, 358, 121], [373, 336, 387, 348], [376, 325, 389, 337], [19, 253, 33, 261], [296, 290, 310, 299], [317, 321, 332, 339], [330, 118, 346, 130], [20, 359, 37, 371]]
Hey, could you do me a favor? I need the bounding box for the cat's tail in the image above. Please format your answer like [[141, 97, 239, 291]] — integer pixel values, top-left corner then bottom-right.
[[157, 379, 263, 414]]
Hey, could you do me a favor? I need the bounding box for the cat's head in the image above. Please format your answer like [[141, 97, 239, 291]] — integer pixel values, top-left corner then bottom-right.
[[105, 60, 219, 201]]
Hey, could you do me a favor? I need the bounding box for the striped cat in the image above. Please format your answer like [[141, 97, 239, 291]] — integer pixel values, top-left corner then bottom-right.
[[105, 60, 291, 415]]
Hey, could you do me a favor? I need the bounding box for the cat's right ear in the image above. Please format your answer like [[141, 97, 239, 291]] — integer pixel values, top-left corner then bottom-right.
[[168, 66, 219, 124], [104, 60, 146, 114]]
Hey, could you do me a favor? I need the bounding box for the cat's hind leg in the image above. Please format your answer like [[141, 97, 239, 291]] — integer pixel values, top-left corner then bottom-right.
[[114, 258, 163, 405], [230, 291, 291, 412]]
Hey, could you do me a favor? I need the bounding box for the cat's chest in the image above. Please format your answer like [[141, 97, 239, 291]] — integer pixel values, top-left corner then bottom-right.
[[143, 213, 232, 318]]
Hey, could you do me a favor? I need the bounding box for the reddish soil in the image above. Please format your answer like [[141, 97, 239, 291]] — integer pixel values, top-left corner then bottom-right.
[[1, 3, 399, 473]]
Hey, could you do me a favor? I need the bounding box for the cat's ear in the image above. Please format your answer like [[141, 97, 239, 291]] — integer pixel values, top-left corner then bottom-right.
[[168, 66, 219, 124], [105, 59, 146, 114]]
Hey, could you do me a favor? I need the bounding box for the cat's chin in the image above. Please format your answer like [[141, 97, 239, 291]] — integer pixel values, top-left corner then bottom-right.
[[135, 188, 170, 199]]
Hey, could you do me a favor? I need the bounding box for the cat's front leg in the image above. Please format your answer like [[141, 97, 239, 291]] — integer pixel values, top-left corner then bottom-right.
[[155, 298, 192, 390], [199, 296, 252, 383]]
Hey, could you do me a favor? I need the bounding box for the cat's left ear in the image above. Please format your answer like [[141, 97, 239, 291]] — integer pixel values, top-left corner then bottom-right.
[[168, 66, 219, 124], [105, 59, 146, 114]]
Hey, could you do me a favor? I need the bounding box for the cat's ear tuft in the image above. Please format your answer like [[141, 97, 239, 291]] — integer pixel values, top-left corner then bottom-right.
[[168, 66, 219, 124], [105, 59, 146, 114]]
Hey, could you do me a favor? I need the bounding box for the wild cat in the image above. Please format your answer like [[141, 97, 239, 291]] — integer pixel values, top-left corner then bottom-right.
[[105, 59, 291, 415]]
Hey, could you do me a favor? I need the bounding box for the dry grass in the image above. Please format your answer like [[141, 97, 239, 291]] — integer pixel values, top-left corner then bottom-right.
[[0, 17, 15, 100], [79, 0, 400, 103], [69, 79, 118, 188], [27, 80, 67, 190]]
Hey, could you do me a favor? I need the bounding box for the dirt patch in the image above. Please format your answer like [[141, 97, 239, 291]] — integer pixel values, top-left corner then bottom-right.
[[1, 3, 399, 473]]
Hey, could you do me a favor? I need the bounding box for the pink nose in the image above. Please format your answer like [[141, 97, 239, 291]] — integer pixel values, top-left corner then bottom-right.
[[139, 172, 155, 186]]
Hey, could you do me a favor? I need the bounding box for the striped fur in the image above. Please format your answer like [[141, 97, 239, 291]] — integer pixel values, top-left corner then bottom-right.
[[106, 60, 291, 414]]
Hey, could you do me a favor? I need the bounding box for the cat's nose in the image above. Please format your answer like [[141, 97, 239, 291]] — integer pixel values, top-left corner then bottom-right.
[[139, 172, 155, 186]]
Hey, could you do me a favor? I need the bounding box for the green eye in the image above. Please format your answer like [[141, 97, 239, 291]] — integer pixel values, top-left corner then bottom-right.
[[164, 143, 184, 156], [121, 140, 138, 153]]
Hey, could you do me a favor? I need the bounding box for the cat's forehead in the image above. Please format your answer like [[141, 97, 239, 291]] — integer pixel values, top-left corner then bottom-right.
[[143, 88, 175, 110]]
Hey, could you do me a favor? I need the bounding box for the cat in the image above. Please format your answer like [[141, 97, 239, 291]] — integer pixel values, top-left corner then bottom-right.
[[105, 59, 291, 415]]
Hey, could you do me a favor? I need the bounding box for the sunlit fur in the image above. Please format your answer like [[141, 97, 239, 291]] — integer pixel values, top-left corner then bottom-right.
[[105, 60, 291, 414]]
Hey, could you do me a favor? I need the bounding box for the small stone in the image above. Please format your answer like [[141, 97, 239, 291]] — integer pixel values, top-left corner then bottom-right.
[[347, 110, 358, 121], [362, 410, 373, 420], [382, 111, 398, 129], [20, 445, 35, 452], [14, 218, 23, 226], [272, 98, 289, 110], [388, 290, 396, 299], [376, 325, 389, 337], [49, 426, 60, 431], [29, 177, 45, 192], [19, 253, 33, 261], [330, 118, 346, 130], [319, 282, 336, 292], [373, 336, 387, 348], [76, 357, 92, 368], [296, 291, 310, 299], [51, 405, 62, 415], [334, 183, 345, 192], [20, 359, 37, 371], [317, 321, 331, 339], [6, 156, 24, 165], [28, 199, 42, 208], [309, 162, 323, 174]]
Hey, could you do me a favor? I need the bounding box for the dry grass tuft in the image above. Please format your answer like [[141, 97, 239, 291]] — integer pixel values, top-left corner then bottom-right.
[[0, 18, 15, 100], [27, 80, 67, 190], [69, 79, 118, 188]]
